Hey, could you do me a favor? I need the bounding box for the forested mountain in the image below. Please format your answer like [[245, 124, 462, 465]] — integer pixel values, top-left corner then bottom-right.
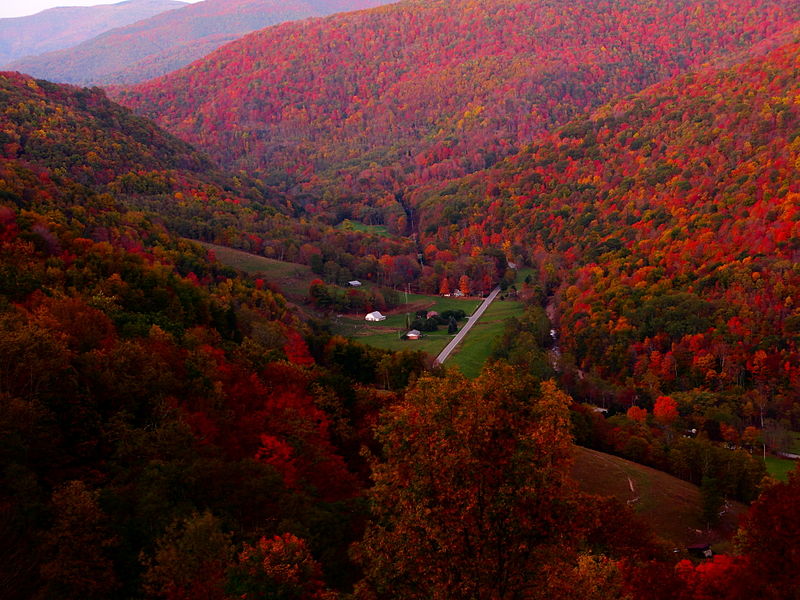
[[3, 1, 800, 597], [0, 69, 433, 600], [412, 32, 800, 432], [4, 0, 399, 86], [0, 71, 420, 282], [0, 71, 214, 185], [0, 0, 184, 65], [115, 0, 800, 235], [0, 65, 672, 600]]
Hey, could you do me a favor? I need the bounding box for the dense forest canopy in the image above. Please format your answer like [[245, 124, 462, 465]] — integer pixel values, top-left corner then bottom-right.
[[115, 0, 800, 234], [413, 37, 800, 429]]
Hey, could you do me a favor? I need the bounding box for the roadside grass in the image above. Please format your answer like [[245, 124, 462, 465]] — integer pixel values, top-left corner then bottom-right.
[[446, 298, 525, 377], [573, 446, 746, 551], [765, 455, 797, 482]]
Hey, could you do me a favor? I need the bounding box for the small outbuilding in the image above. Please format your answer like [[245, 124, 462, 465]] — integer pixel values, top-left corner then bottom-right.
[[687, 544, 713, 559], [406, 329, 422, 340], [348, 280, 362, 287], [365, 311, 386, 321]]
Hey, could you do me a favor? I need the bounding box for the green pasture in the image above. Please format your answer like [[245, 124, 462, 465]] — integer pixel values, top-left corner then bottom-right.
[[332, 294, 481, 355], [765, 455, 797, 482], [447, 298, 525, 377], [337, 219, 391, 237]]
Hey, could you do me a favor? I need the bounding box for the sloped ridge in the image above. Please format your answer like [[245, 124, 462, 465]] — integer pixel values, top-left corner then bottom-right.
[[4, 0, 399, 85], [0, 71, 212, 187], [0, 0, 184, 64]]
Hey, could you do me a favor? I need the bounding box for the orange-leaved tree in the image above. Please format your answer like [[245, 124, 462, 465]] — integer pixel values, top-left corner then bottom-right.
[[354, 366, 580, 599]]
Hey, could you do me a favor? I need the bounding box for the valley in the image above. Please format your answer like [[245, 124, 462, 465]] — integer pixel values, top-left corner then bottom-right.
[[2, 0, 800, 597]]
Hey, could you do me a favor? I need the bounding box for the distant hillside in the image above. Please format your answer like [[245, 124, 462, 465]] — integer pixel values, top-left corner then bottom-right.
[[4, 0, 399, 85], [0, 71, 418, 282], [0, 70, 291, 240], [412, 32, 800, 423], [0, 0, 184, 65], [0, 71, 214, 186], [114, 0, 800, 235]]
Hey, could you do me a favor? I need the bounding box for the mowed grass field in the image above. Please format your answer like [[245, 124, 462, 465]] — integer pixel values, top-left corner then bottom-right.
[[765, 455, 798, 481], [195, 241, 316, 301], [446, 298, 525, 377], [764, 432, 800, 481], [573, 446, 746, 551]]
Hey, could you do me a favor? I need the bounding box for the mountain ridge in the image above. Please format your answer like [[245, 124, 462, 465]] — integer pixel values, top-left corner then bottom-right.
[[4, 0, 400, 85], [0, 0, 185, 65], [411, 32, 800, 419]]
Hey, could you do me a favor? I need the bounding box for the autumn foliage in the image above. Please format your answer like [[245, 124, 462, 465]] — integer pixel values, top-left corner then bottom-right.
[[3, 0, 800, 596], [116, 0, 800, 230], [5, 0, 399, 86], [413, 37, 800, 436]]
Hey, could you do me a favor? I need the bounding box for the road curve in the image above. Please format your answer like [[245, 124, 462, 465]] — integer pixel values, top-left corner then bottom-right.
[[435, 286, 501, 364]]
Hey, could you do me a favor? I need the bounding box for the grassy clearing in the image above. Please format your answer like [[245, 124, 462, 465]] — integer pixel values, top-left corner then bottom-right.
[[337, 219, 391, 237], [353, 327, 454, 354], [513, 267, 536, 283], [446, 298, 525, 377], [403, 292, 482, 314], [573, 447, 746, 550], [765, 455, 797, 481], [196, 241, 316, 301], [195, 240, 522, 365], [197, 240, 485, 354]]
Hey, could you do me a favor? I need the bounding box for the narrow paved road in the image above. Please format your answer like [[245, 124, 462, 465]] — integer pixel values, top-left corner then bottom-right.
[[435, 286, 501, 364]]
